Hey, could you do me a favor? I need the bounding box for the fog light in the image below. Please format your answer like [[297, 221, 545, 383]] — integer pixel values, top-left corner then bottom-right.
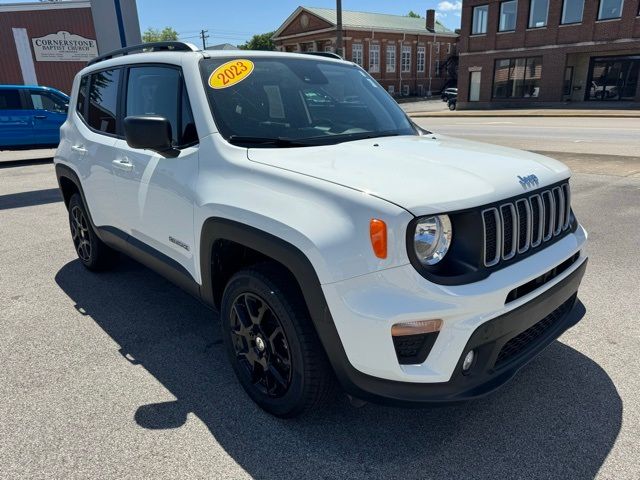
[[462, 350, 475, 373]]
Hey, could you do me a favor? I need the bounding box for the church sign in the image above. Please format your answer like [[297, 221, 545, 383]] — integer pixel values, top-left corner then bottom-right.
[[32, 31, 98, 62]]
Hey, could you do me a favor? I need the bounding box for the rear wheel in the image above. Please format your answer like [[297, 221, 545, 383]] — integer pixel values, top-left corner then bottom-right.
[[221, 264, 335, 417], [68, 193, 118, 271]]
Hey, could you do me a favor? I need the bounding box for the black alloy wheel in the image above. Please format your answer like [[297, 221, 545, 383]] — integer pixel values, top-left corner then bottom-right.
[[70, 204, 92, 262], [230, 292, 292, 397], [221, 264, 336, 417], [67, 193, 118, 271]]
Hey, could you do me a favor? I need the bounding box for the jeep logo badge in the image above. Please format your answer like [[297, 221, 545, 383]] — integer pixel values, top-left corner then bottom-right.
[[518, 174, 539, 189]]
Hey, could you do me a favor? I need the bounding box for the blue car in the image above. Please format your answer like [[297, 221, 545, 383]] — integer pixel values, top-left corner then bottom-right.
[[0, 85, 69, 149]]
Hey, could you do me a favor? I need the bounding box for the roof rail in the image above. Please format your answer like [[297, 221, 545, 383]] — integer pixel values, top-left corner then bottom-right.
[[300, 51, 343, 60], [87, 41, 200, 66]]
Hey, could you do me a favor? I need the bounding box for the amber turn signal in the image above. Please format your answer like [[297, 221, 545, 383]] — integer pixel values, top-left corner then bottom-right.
[[391, 319, 443, 337], [369, 219, 387, 259]]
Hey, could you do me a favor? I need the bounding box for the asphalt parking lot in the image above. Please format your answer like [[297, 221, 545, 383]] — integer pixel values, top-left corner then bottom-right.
[[1, 121, 639, 479]]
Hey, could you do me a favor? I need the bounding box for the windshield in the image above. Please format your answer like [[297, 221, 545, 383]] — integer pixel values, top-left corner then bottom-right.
[[200, 56, 417, 147]]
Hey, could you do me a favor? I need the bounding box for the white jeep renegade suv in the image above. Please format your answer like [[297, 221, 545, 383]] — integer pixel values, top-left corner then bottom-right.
[[55, 43, 588, 417]]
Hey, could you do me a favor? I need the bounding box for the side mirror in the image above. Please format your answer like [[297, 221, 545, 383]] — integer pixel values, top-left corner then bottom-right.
[[123, 116, 176, 156]]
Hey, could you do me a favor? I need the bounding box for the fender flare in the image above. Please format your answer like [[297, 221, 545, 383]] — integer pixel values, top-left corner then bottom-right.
[[199, 217, 363, 390]]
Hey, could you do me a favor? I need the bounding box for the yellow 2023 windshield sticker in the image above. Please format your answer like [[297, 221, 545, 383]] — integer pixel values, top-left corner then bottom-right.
[[208, 59, 255, 89]]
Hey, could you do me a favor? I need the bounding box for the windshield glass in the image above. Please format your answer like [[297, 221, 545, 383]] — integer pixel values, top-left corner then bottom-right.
[[200, 56, 417, 147]]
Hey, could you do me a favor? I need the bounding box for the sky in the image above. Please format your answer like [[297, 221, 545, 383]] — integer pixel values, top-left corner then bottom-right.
[[2, 1, 462, 46], [137, 0, 462, 46]]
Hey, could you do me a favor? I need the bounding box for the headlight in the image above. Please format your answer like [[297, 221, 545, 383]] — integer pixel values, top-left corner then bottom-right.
[[413, 215, 452, 265]]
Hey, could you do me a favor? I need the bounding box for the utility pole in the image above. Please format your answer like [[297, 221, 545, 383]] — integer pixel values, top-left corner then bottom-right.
[[336, 0, 343, 57], [199, 29, 209, 50]]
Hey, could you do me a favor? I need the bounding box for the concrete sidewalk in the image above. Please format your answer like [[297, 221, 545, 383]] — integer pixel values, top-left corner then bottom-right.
[[409, 108, 640, 118]]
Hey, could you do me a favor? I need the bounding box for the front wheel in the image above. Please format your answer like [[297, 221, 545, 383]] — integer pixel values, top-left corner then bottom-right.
[[221, 264, 335, 417]]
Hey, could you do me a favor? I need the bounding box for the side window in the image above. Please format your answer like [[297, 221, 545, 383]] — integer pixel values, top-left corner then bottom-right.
[[88, 69, 120, 135], [76, 75, 89, 119], [0, 89, 23, 110], [126, 65, 197, 148], [30, 91, 67, 114]]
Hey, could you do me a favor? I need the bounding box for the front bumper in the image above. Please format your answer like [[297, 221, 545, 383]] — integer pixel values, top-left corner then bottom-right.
[[327, 258, 587, 405]]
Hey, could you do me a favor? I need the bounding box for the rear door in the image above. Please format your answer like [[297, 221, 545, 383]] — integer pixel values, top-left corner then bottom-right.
[[112, 64, 199, 278], [28, 89, 69, 146], [72, 68, 122, 229], [0, 88, 33, 147]]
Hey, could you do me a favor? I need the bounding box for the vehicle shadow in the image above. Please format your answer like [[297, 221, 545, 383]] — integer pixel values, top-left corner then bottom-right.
[[0, 188, 61, 210], [55, 257, 621, 480]]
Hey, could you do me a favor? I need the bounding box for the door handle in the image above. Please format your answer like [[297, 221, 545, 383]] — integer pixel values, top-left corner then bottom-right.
[[112, 158, 133, 172], [71, 145, 87, 154], [34, 115, 47, 120]]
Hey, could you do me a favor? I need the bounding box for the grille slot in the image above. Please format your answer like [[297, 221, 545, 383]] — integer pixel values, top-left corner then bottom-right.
[[483, 182, 572, 268], [495, 294, 576, 368], [501, 204, 517, 260]]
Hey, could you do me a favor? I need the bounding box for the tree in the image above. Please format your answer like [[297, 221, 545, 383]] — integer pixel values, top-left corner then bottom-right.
[[142, 27, 179, 43], [238, 31, 275, 51], [406, 11, 422, 18]]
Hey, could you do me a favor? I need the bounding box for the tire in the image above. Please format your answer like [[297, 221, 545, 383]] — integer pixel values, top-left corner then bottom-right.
[[221, 263, 335, 417], [67, 193, 118, 271], [449, 101, 456, 111]]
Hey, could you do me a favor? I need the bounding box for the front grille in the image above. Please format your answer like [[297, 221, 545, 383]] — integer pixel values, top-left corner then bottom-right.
[[483, 182, 572, 268], [495, 294, 576, 368]]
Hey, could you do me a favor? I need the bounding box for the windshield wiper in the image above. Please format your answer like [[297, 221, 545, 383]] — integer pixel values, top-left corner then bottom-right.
[[227, 135, 312, 148]]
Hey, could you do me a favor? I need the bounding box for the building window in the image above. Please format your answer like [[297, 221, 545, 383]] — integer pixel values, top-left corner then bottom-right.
[[325, 45, 333, 53], [561, 0, 584, 24], [369, 44, 380, 73], [493, 57, 542, 98], [386, 45, 396, 73], [598, 0, 624, 20], [499, 1, 518, 31], [352, 44, 363, 66], [435, 60, 441, 77], [388, 85, 395, 95], [434, 42, 440, 54], [417, 46, 426, 72], [403, 85, 410, 96], [401, 46, 411, 73], [447, 43, 451, 54], [472, 5, 489, 34], [529, 0, 549, 28]]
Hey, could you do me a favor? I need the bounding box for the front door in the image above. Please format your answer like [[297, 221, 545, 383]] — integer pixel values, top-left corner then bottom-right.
[[469, 71, 481, 102], [112, 65, 200, 279], [28, 89, 68, 145]]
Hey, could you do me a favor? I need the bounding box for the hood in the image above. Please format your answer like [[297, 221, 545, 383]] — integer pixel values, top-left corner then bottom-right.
[[247, 135, 570, 216]]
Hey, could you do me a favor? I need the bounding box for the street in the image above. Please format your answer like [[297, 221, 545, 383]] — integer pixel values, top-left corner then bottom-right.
[[1, 118, 640, 479]]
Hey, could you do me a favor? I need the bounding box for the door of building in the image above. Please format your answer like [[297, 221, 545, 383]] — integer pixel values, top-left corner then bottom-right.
[[586, 56, 640, 101], [469, 71, 481, 102]]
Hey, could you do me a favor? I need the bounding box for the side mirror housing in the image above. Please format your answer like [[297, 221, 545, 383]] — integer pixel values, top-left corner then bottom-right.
[[123, 116, 176, 156]]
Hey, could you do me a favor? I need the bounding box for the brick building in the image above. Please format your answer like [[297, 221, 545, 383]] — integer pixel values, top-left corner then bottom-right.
[[272, 6, 459, 96], [457, 0, 640, 109], [0, 0, 141, 94]]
